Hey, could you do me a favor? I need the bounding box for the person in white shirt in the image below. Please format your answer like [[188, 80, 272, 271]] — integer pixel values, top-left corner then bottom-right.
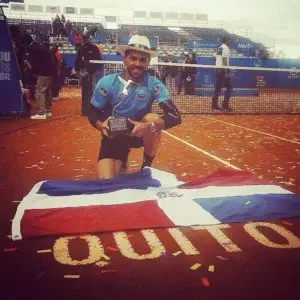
[[212, 37, 233, 111], [148, 47, 159, 78]]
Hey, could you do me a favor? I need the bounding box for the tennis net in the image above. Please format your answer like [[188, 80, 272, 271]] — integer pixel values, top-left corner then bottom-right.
[[88, 60, 300, 114]]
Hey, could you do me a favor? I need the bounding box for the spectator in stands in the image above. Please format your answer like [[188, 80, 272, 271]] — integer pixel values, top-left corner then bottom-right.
[[88, 35, 182, 179], [53, 15, 61, 37], [20, 34, 57, 120], [49, 34, 54, 45], [83, 25, 88, 35], [51, 18, 55, 35], [51, 44, 62, 101], [212, 36, 233, 112], [66, 20, 72, 37], [74, 33, 82, 51]]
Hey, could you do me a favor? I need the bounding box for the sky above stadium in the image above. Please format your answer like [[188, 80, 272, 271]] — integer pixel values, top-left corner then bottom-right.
[[28, 0, 300, 57]]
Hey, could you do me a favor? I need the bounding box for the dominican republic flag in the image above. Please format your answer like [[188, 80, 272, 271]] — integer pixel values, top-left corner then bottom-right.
[[12, 168, 300, 240]]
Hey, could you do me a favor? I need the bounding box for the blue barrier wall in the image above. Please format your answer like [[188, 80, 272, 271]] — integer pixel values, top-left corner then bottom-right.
[[0, 18, 25, 115]]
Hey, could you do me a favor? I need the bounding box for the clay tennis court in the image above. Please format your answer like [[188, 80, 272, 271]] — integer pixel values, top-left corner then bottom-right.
[[1, 87, 300, 300]]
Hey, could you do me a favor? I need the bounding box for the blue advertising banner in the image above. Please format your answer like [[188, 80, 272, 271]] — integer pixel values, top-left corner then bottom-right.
[[0, 18, 25, 115], [188, 40, 219, 49]]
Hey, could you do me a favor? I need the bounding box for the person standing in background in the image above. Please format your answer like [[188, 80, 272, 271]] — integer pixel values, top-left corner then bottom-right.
[[21, 34, 56, 120], [177, 52, 186, 95], [97, 42, 103, 56], [51, 44, 62, 101], [161, 54, 177, 95], [148, 47, 159, 78], [212, 36, 233, 112], [75, 35, 101, 116], [74, 33, 82, 51]]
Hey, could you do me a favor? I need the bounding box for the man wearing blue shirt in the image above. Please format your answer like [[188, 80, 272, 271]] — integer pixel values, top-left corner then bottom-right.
[[88, 35, 182, 179]]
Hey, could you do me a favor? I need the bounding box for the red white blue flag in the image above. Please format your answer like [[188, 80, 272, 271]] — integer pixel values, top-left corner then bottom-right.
[[12, 168, 300, 240]]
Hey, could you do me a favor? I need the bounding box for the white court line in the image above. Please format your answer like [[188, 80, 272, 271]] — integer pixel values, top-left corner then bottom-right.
[[162, 131, 241, 170], [205, 117, 300, 145]]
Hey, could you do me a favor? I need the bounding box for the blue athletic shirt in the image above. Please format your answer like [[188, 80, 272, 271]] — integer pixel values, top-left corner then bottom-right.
[[91, 71, 170, 121]]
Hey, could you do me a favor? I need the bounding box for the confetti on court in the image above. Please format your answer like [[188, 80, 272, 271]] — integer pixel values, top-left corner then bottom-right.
[[201, 277, 210, 287], [12, 201, 21, 203], [64, 275, 80, 279], [107, 246, 119, 252], [96, 261, 110, 267], [172, 251, 182, 256], [101, 270, 117, 274], [37, 249, 52, 254], [279, 181, 295, 186], [208, 265, 215, 272], [4, 248, 17, 252], [245, 201, 251, 205], [190, 263, 201, 270], [216, 256, 229, 260], [101, 254, 110, 261], [281, 221, 293, 226], [7, 235, 12, 240]]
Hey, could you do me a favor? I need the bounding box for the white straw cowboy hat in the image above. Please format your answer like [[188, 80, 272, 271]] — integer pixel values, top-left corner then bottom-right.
[[116, 35, 158, 58]]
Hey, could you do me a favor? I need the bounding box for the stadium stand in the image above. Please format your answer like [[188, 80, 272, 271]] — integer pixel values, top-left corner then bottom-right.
[[7, 17, 263, 58]]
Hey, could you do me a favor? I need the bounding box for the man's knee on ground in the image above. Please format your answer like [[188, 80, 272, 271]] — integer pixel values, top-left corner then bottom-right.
[[141, 113, 161, 123], [97, 159, 119, 179]]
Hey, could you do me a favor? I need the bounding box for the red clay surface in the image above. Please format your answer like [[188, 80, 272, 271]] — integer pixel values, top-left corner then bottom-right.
[[1, 87, 300, 300]]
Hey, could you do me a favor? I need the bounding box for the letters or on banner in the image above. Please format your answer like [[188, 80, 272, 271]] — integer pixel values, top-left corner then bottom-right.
[[0, 18, 24, 114]]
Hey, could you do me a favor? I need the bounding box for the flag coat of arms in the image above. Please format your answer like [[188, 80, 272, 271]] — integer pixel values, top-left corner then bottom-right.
[[12, 168, 300, 240]]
